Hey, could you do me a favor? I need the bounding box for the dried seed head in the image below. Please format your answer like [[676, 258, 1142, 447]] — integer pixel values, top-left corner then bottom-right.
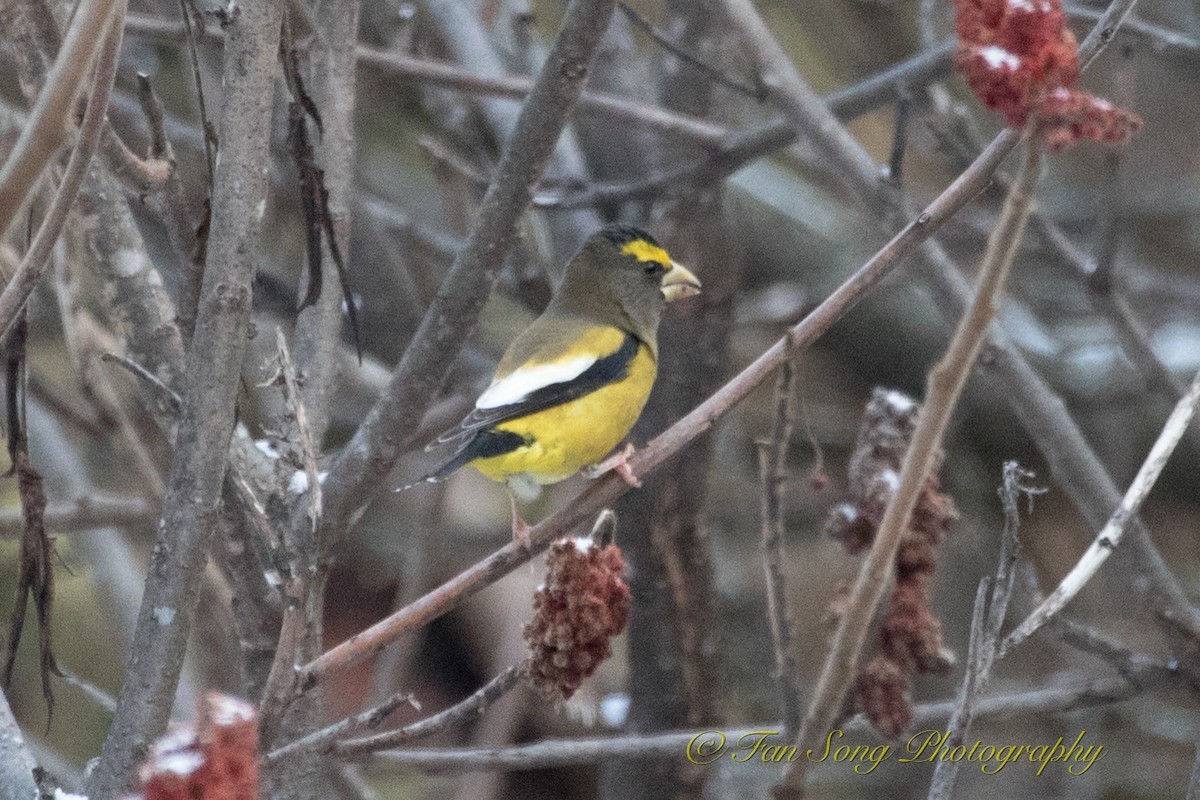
[[524, 538, 631, 700]]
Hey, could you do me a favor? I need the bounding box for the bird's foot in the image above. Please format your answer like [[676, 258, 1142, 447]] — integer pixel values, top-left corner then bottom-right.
[[510, 494, 533, 548], [586, 443, 642, 488]]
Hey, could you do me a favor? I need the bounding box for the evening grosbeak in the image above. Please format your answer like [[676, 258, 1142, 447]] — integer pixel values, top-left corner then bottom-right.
[[403, 224, 701, 541]]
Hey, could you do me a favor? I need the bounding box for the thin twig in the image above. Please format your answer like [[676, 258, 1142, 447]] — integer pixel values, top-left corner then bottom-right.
[[617, 2, 763, 99], [926, 462, 1031, 799], [1084, 152, 1185, 398], [336, 663, 524, 756], [1076, 0, 1140, 71], [886, 87, 912, 187], [364, 47, 726, 147], [981, 461, 1040, 675], [756, 362, 801, 740], [780, 140, 1043, 798], [135, 72, 171, 159], [289, 0, 362, 449], [1011, 496, 1167, 684], [0, 1, 126, 344], [53, 280, 165, 500], [925, 579, 990, 800], [326, 763, 381, 800], [270, 664, 525, 762], [258, 574, 312, 750], [132, 71, 203, 346], [718, 0, 881, 209], [917, 0, 940, 49], [100, 352, 183, 412], [177, 0, 214, 181], [0, 0, 118, 236], [1066, 4, 1200, 59], [1001, 364, 1200, 657], [58, 664, 118, 714], [120, 14, 728, 148], [265, 688, 420, 763], [84, 0, 286, 794]]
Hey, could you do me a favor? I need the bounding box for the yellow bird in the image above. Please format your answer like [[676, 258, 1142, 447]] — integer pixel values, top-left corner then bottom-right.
[[406, 224, 701, 541]]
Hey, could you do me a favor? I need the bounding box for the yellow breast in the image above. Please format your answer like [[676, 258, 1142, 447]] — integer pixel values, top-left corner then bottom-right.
[[469, 343, 657, 485]]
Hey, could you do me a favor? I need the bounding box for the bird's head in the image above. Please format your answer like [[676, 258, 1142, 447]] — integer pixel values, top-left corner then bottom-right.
[[556, 224, 701, 340]]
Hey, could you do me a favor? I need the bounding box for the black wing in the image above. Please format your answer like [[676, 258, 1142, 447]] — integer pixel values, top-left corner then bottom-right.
[[402, 333, 642, 487], [436, 332, 641, 449]]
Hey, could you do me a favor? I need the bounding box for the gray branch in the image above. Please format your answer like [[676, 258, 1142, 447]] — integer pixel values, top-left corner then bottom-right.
[[84, 0, 286, 795]]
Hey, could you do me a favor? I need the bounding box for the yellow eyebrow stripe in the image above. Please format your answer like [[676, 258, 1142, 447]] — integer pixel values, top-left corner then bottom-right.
[[620, 239, 670, 265]]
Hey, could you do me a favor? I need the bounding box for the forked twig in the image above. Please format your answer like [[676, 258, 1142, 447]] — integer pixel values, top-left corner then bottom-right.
[[1001, 366, 1200, 657], [269, 663, 524, 762]]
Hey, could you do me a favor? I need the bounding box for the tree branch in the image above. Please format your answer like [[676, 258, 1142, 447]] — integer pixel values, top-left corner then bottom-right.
[[1001, 365, 1200, 656], [0, 0, 117, 237], [362, 668, 1176, 773], [757, 362, 800, 740], [779, 140, 1043, 798], [0, 493, 152, 539], [289, 0, 362, 442], [84, 0, 285, 794], [536, 40, 954, 209], [270, 663, 524, 762], [0, 1, 126, 343]]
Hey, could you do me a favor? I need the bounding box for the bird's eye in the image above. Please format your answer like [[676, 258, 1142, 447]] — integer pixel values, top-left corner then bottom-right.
[[643, 262, 666, 277]]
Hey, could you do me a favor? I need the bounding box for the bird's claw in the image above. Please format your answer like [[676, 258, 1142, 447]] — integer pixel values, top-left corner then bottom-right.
[[585, 443, 642, 488]]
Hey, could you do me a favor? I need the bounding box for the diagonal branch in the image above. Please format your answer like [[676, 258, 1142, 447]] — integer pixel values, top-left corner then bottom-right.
[[535, 40, 954, 208]]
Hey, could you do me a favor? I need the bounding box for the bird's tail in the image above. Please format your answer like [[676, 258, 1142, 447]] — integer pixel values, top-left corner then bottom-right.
[[396, 429, 525, 493], [393, 447, 477, 493]]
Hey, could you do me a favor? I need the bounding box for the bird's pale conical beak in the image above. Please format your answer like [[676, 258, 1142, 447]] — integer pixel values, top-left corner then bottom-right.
[[661, 261, 702, 302]]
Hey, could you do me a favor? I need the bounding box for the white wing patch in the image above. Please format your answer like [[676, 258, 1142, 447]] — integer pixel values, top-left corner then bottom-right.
[[475, 355, 597, 410]]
